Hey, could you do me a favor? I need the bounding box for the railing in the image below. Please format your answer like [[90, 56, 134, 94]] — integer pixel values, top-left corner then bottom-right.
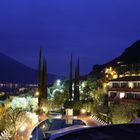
[[91, 115, 110, 125], [0, 129, 11, 140], [108, 87, 140, 92], [108, 97, 140, 103]]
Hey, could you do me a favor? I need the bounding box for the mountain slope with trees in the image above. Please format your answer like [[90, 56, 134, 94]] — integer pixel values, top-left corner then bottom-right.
[[107, 40, 140, 65], [89, 40, 140, 77]]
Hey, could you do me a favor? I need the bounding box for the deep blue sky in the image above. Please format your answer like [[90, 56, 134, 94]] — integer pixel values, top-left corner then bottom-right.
[[0, 0, 140, 76]]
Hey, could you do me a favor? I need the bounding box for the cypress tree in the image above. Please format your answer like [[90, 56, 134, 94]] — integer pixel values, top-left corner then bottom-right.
[[69, 54, 73, 100], [74, 67, 79, 101], [42, 57, 47, 99], [38, 48, 42, 105], [45, 59, 48, 99], [74, 57, 80, 101], [77, 56, 80, 101], [74, 67, 77, 101]]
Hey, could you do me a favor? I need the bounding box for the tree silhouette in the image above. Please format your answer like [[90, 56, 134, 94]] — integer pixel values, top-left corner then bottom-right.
[[38, 49, 48, 107], [74, 57, 80, 101], [38, 48, 42, 106], [77, 56, 80, 101], [41, 58, 47, 99], [74, 67, 77, 101], [69, 54, 73, 100]]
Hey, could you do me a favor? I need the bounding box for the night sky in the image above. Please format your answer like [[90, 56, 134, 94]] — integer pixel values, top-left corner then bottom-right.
[[0, 0, 140, 76]]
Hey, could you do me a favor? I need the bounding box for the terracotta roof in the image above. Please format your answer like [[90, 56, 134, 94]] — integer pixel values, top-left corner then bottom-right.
[[110, 76, 140, 82]]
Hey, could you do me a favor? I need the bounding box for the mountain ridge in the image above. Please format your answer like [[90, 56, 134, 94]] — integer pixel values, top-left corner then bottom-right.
[[0, 53, 64, 84], [106, 40, 140, 65], [90, 40, 140, 77]]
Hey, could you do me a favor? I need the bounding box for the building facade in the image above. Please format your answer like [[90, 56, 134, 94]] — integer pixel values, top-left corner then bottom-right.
[[108, 76, 140, 105]]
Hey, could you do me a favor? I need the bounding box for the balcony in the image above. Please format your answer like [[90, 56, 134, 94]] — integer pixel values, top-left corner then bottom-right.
[[108, 96, 140, 103], [108, 87, 140, 92]]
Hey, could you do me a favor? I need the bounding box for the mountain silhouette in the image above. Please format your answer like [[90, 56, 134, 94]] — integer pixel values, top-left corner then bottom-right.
[[90, 40, 140, 77], [0, 53, 64, 84], [107, 40, 140, 65]]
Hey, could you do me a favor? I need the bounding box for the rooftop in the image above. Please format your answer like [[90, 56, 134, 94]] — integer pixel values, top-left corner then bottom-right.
[[110, 76, 140, 82]]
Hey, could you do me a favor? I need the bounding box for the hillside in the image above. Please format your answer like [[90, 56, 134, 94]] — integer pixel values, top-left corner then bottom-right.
[[0, 53, 64, 84], [107, 40, 140, 66], [90, 40, 140, 78]]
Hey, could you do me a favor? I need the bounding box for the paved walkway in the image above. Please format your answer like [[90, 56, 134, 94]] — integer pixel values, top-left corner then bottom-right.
[[77, 115, 104, 126], [16, 113, 46, 140]]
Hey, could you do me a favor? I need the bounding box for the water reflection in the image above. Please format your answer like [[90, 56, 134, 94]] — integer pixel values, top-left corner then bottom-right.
[[31, 119, 86, 140]]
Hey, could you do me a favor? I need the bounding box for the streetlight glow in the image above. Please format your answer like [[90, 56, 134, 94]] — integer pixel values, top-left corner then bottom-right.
[[27, 112, 38, 125], [81, 109, 86, 114], [120, 92, 125, 99], [82, 82, 86, 88], [56, 80, 61, 86], [20, 124, 27, 132], [35, 91, 39, 96]]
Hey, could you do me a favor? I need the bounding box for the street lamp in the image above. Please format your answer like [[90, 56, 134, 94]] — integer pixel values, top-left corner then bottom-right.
[[81, 109, 86, 114], [56, 80, 61, 86], [20, 124, 27, 132], [35, 91, 40, 97], [35, 91, 40, 107], [82, 82, 86, 88]]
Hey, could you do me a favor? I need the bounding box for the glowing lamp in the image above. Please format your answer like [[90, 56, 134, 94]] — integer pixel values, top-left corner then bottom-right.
[[35, 91, 39, 96], [120, 92, 125, 99], [128, 82, 134, 88], [20, 124, 27, 132], [81, 109, 86, 114]]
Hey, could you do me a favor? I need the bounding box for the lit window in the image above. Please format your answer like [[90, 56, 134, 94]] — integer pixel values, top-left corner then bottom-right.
[[128, 82, 134, 88], [120, 92, 125, 99]]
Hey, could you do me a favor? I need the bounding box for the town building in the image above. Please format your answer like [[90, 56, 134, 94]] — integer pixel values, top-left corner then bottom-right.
[[108, 76, 140, 105]]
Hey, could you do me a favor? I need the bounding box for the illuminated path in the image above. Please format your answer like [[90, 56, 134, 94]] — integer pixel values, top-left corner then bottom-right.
[[16, 113, 46, 140]]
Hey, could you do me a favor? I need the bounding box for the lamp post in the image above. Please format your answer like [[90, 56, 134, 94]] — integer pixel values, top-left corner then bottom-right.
[[34, 91, 40, 140], [35, 91, 40, 97], [56, 80, 61, 86], [35, 91, 40, 107]]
